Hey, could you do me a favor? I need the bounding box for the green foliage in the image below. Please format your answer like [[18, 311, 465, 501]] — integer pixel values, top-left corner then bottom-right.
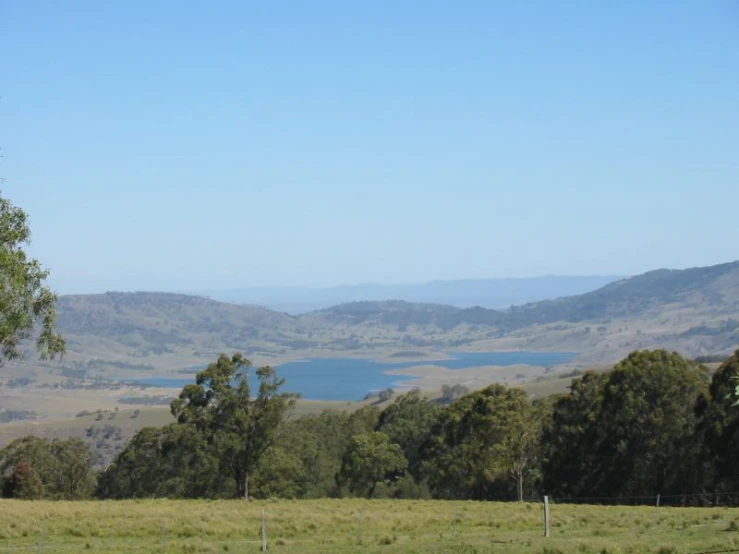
[[0, 436, 95, 499], [541, 371, 608, 498], [440, 384, 469, 404], [0, 192, 64, 360], [252, 446, 304, 499], [695, 349, 739, 491], [337, 431, 407, 498], [98, 424, 225, 499], [376, 389, 439, 480], [170, 353, 296, 498], [2, 462, 44, 499], [378, 388, 395, 402], [262, 411, 353, 498], [543, 350, 708, 499], [423, 384, 541, 500], [4, 348, 733, 505]]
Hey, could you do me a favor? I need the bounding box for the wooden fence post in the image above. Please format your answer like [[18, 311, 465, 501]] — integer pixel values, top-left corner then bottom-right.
[[544, 496, 550, 538], [261, 509, 267, 552], [356, 508, 364, 543]]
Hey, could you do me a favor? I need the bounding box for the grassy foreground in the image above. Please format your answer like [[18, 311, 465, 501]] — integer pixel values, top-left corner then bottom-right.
[[1, 499, 738, 553]]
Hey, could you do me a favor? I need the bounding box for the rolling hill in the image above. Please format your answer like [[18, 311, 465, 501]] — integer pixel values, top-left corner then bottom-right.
[[197, 275, 624, 313], [40, 261, 739, 372]]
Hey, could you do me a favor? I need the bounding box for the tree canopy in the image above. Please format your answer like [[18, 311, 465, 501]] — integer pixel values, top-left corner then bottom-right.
[[170, 353, 297, 499], [0, 192, 64, 361], [9, 349, 738, 506]]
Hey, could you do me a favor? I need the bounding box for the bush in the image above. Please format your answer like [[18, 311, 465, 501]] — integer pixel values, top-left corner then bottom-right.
[[1, 462, 44, 499]]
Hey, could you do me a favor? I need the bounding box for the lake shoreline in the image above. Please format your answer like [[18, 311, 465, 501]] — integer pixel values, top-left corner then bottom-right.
[[129, 351, 577, 401]]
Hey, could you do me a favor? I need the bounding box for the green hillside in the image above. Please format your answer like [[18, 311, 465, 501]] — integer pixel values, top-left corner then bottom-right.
[[50, 261, 739, 370]]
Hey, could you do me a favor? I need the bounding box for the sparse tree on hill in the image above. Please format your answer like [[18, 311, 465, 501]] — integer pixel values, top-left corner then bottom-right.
[[440, 384, 469, 404], [378, 388, 394, 402]]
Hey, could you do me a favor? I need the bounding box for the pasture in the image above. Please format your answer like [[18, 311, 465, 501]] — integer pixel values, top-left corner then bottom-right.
[[0, 498, 737, 553]]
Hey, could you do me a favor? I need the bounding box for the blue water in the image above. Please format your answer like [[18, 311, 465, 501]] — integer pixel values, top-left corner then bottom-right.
[[133, 351, 575, 401]]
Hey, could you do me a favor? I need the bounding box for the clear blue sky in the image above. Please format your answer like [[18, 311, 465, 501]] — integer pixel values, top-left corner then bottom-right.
[[2, 1, 738, 293]]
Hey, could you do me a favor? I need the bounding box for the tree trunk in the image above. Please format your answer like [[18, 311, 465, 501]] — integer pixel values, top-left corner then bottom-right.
[[517, 469, 523, 502], [236, 471, 250, 500]]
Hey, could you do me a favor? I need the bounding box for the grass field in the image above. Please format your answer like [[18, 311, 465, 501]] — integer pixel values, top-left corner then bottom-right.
[[0, 499, 737, 553]]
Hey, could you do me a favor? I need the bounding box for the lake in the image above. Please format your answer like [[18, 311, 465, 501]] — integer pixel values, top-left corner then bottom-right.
[[133, 351, 576, 401]]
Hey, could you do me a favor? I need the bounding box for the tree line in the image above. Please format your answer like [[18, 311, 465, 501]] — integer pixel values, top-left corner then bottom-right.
[[2, 349, 739, 503]]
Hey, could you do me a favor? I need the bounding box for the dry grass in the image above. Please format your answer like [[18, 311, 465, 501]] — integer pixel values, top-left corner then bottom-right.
[[0, 498, 737, 553]]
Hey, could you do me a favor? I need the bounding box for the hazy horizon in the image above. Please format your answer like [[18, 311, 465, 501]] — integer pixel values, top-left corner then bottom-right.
[[3, 1, 738, 294]]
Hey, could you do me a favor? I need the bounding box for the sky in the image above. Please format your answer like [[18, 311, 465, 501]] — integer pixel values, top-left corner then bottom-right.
[[1, 1, 738, 293]]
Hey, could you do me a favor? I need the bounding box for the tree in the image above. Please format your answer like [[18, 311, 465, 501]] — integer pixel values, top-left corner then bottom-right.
[[541, 371, 609, 499], [440, 384, 469, 404], [596, 350, 707, 498], [265, 410, 354, 498], [170, 353, 296, 499], [696, 350, 739, 493], [337, 431, 407, 498], [376, 389, 440, 481], [423, 384, 541, 500], [99, 424, 224, 499], [378, 388, 395, 403], [48, 438, 96, 499], [543, 350, 708, 500], [0, 192, 64, 361], [2, 462, 44, 499], [0, 436, 95, 499]]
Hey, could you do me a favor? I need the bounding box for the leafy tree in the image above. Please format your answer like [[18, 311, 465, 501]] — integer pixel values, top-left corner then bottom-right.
[[378, 388, 395, 403], [696, 350, 739, 492], [2, 462, 44, 499], [541, 371, 609, 498], [49, 438, 96, 498], [544, 350, 708, 500], [0, 192, 64, 361], [376, 389, 440, 480], [0, 436, 95, 499], [266, 411, 354, 498], [252, 446, 304, 499], [170, 353, 296, 499], [595, 350, 707, 497], [99, 424, 224, 499], [337, 431, 407, 498], [349, 405, 381, 434], [440, 384, 469, 404], [423, 384, 540, 500]]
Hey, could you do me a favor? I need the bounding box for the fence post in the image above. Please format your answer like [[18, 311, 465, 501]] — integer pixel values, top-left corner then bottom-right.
[[261, 509, 267, 552], [356, 508, 364, 543], [544, 496, 551, 538], [161, 521, 166, 553], [655, 494, 661, 525]]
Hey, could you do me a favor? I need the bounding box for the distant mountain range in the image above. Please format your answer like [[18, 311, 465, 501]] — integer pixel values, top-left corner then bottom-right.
[[195, 275, 624, 313], [44, 261, 739, 376]]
